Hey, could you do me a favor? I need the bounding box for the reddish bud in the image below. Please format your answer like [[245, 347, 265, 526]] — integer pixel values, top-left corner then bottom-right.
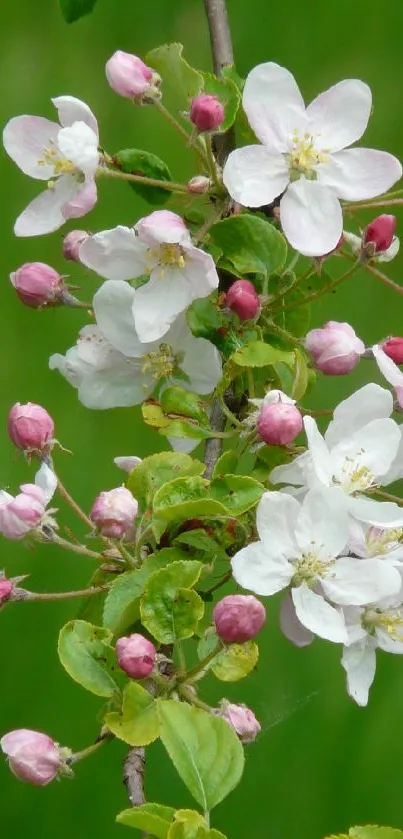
[[90, 487, 138, 538], [257, 391, 302, 445], [1, 729, 63, 786], [8, 403, 54, 453], [0, 576, 13, 605], [225, 279, 260, 321], [10, 263, 64, 308], [216, 700, 261, 743], [116, 633, 156, 679], [364, 214, 396, 253], [62, 230, 90, 262], [187, 175, 211, 194], [105, 51, 160, 100], [381, 337, 403, 365], [213, 594, 266, 643], [190, 94, 224, 132], [305, 320, 365, 375]]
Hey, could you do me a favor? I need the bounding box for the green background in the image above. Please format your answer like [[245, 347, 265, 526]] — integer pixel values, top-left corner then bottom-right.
[[1, 1, 403, 837]]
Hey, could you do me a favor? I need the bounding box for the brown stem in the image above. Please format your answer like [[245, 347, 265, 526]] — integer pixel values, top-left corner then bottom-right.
[[204, 399, 226, 479], [204, 0, 235, 164], [123, 747, 147, 807]]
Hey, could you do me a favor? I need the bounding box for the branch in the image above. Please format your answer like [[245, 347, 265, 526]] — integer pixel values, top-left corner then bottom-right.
[[204, 399, 226, 479], [123, 747, 146, 807], [203, 0, 235, 163]]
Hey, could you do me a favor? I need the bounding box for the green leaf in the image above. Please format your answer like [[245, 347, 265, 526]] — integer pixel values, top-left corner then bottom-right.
[[161, 387, 209, 424], [105, 682, 160, 746], [168, 810, 226, 839], [113, 149, 173, 206], [291, 348, 309, 401], [212, 641, 259, 682], [58, 620, 118, 698], [349, 828, 403, 839], [142, 402, 172, 430], [153, 476, 229, 525], [210, 215, 287, 278], [174, 530, 224, 557], [159, 421, 212, 441], [59, 0, 97, 23], [221, 65, 244, 91], [186, 295, 223, 342], [210, 474, 264, 516], [212, 450, 239, 480], [146, 43, 202, 102], [158, 700, 244, 810], [200, 72, 240, 132], [102, 553, 170, 636], [141, 560, 204, 643], [128, 452, 205, 508], [232, 341, 295, 369], [117, 804, 175, 838]]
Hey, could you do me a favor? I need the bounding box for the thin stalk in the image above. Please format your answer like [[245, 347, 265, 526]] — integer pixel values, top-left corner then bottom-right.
[[179, 684, 213, 712], [45, 533, 104, 561], [269, 265, 315, 310], [194, 200, 227, 245], [203, 569, 232, 596], [153, 99, 208, 165], [24, 586, 107, 602], [99, 166, 189, 194], [343, 251, 403, 296], [282, 263, 359, 312], [56, 478, 93, 529], [69, 733, 112, 765], [203, 134, 222, 192], [265, 321, 302, 347], [343, 197, 403, 211], [219, 396, 243, 429], [180, 643, 222, 683]]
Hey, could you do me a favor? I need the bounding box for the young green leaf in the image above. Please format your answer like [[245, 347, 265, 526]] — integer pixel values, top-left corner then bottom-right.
[[117, 803, 175, 839], [210, 474, 264, 516], [140, 560, 204, 643], [113, 149, 173, 206], [59, 0, 97, 23], [105, 682, 160, 746], [210, 215, 287, 278], [128, 452, 205, 508], [212, 641, 259, 682], [146, 43, 203, 102], [58, 620, 119, 698], [152, 476, 228, 525], [232, 341, 295, 369], [158, 701, 244, 811], [102, 552, 170, 636]]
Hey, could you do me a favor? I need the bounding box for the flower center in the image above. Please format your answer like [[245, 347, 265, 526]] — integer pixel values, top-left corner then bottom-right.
[[333, 453, 376, 494], [286, 130, 330, 181], [292, 550, 332, 587], [146, 243, 186, 276], [362, 607, 403, 641], [39, 143, 79, 180], [140, 343, 178, 382], [365, 527, 403, 557]]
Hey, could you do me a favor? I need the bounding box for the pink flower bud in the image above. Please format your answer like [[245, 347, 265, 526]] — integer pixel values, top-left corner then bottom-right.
[[10, 263, 64, 309], [305, 320, 365, 375], [1, 729, 63, 786], [213, 594, 266, 643], [217, 701, 261, 744], [364, 215, 396, 253], [381, 337, 403, 365], [8, 402, 54, 453], [190, 94, 224, 132], [0, 576, 13, 605], [105, 51, 160, 100], [225, 279, 260, 321], [90, 487, 138, 538], [62, 230, 90, 262], [257, 392, 303, 445], [116, 633, 156, 679], [187, 175, 211, 194]]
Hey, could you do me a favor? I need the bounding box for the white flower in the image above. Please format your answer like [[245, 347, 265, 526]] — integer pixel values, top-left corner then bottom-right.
[[271, 383, 403, 526], [223, 63, 402, 256], [3, 97, 100, 236], [342, 597, 403, 706], [49, 280, 221, 409], [347, 518, 403, 568], [78, 210, 219, 343], [0, 462, 57, 540], [231, 489, 401, 643]]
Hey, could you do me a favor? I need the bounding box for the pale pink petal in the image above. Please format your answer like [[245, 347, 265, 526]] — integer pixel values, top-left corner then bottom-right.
[[14, 176, 78, 237], [182, 247, 219, 294], [318, 148, 402, 200], [279, 593, 315, 647], [93, 281, 149, 357], [341, 639, 376, 706], [135, 210, 190, 246], [222, 145, 289, 207], [291, 584, 347, 643], [256, 491, 300, 557], [167, 437, 200, 454], [52, 95, 99, 139], [323, 557, 402, 605], [3, 116, 60, 180], [62, 179, 97, 219], [114, 456, 142, 473], [270, 450, 312, 488], [325, 383, 393, 448], [280, 179, 343, 256], [303, 416, 333, 486], [57, 123, 99, 176], [79, 226, 148, 280], [295, 488, 349, 558], [243, 62, 306, 152], [231, 542, 292, 596], [78, 363, 148, 409], [372, 344, 403, 389], [307, 79, 372, 152], [179, 332, 222, 395], [133, 270, 192, 343]]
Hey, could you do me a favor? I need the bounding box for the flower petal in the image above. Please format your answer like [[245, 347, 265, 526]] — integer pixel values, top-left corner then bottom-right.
[[135, 210, 190, 246], [331, 418, 401, 486], [342, 639, 376, 706], [372, 344, 403, 388], [79, 226, 148, 280], [52, 95, 98, 139], [280, 179, 343, 256], [324, 557, 402, 605], [78, 363, 148, 409], [14, 176, 77, 237], [279, 593, 315, 647], [114, 456, 142, 473], [348, 496, 403, 528], [133, 270, 192, 343], [270, 450, 312, 488], [307, 79, 372, 152], [295, 487, 349, 558], [318, 148, 402, 201], [325, 383, 393, 448], [179, 334, 222, 396], [222, 145, 289, 207], [243, 62, 306, 151], [182, 246, 219, 295], [93, 281, 150, 357], [231, 541, 292, 596], [303, 416, 333, 486], [256, 491, 301, 557], [62, 178, 97, 219], [35, 463, 57, 504], [292, 583, 347, 642], [57, 123, 99, 177], [3, 116, 60, 180]]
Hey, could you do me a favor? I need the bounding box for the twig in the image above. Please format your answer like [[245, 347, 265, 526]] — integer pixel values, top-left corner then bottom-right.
[[22, 585, 107, 602], [204, 399, 226, 479], [203, 0, 235, 164], [123, 747, 147, 807]]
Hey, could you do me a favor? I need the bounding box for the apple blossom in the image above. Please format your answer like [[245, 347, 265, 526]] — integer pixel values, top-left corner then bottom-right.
[[10, 262, 65, 308], [116, 633, 156, 679], [90, 487, 138, 538], [271, 383, 403, 527], [62, 229, 90, 261], [363, 214, 396, 255], [213, 594, 266, 643], [78, 211, 219, 343], [216, 701, 261, 743], [225, 279, 260, 321], [0, 462, 57, 540], [105, 51, 161, 101], [49, 280, 222, 409], [8, 402, 54, 453], [305, 321, 365, 375], [190, 94, 224, 132], [256, 391, 303, 445], [231, 488, 402, 642], [223, 62, 402, 256], [1, 729, 63, 786], [3, 96, 99, 236]]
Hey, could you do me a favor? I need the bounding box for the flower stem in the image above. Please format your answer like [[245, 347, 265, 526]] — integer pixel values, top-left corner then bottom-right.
[[24, 585, 108, 602], [219, 396, 243, 429], [42, 532, 105, 561], [343, 197, 403, 211], [153, 99, 208, 165], [69, 732, 112, 765], [56, 478, 93, 529], [178, 683, 213, 711], [282, 263, 359, 311], [203, 134, 222, 192], [203, 569, 232, 596], [180, 642, 223, 683], [99, 166, 189, 194], [264, 321, 302, 347], [342, 251, 403, 296]]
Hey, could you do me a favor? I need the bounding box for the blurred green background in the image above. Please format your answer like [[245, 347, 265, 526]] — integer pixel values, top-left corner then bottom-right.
[[1, 1, 403, 837]]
